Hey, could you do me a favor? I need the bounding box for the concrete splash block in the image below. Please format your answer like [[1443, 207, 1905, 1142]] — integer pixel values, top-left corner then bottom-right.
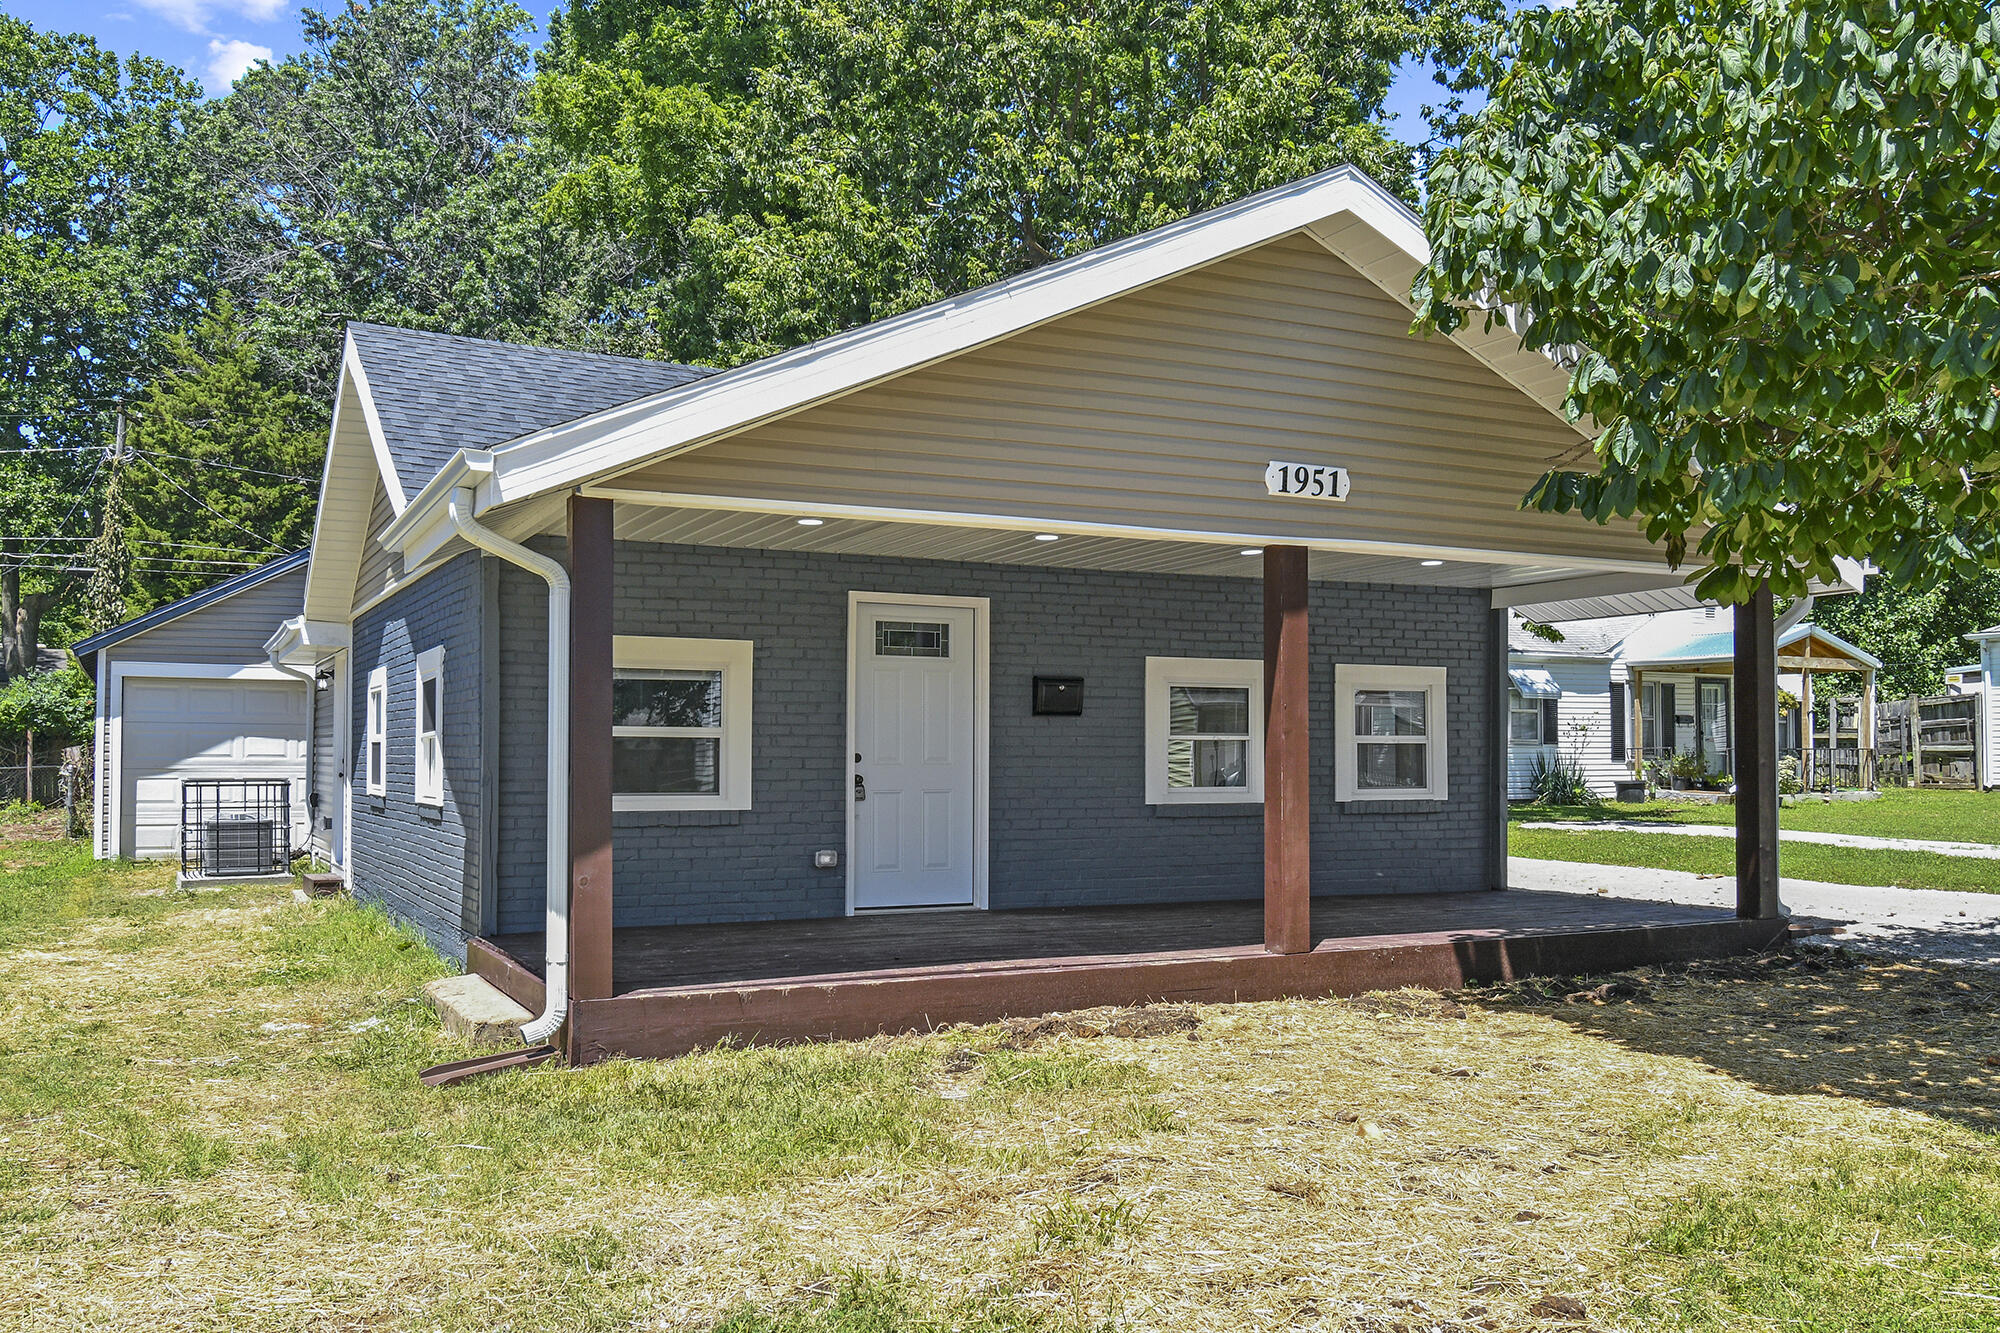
[[424, 973, 531, 1046]]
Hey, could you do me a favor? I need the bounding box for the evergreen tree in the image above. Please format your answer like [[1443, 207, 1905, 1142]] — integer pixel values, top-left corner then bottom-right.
[[118, 300, 321, 614]]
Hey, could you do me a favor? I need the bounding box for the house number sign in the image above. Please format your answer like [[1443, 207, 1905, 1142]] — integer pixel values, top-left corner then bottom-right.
[[1265, 460, 1350, 501]]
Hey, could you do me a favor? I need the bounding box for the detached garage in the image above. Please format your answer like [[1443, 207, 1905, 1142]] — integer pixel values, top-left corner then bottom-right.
[[73, 551, 314, 867]]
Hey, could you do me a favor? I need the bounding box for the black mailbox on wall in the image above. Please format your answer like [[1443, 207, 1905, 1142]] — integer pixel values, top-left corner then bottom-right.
[[1032, 676, 1084, 715]]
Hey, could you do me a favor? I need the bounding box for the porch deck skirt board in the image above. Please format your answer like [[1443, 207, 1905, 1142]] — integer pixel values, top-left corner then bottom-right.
[[470, 893, 1790, 1064]]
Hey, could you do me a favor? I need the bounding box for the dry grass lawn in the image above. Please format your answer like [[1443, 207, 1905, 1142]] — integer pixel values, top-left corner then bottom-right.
[[2, 828, 1998, 1332]]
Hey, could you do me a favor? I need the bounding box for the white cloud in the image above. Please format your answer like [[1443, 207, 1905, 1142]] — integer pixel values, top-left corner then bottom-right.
[[135, 0, 290, 36], [204, 37, 273, 93]]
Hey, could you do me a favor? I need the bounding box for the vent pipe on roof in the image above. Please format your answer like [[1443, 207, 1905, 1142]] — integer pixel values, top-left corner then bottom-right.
[[445, 488, 572, 1046]]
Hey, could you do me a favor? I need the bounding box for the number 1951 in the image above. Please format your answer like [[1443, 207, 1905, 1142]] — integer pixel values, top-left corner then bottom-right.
[[1264, 460, 1350, 502]]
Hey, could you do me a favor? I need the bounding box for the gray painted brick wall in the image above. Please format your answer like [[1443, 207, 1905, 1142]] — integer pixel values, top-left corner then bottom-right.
[[494, 542, 1495, 933], [349, 553, 484, 958]]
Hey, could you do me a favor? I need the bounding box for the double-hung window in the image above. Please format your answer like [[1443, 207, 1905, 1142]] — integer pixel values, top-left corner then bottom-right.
[[1335, 664, 1448, 802], [413, 647, 444, 807], [1509, 689, 1545, 745], [1144, 657, 1263, 805], [364, 666, 387, 796], [612, 636, 753, 811]]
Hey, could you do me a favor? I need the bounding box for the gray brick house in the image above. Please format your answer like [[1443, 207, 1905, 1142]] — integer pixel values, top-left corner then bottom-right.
[[265, 166, 1798, 1062]]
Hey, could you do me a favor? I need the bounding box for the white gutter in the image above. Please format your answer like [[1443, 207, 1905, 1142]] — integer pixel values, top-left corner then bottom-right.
[[444, 486, 573, 1044]]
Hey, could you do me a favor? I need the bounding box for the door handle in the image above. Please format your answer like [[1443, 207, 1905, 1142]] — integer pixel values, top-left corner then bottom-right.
[[854, 774, 866, 802]]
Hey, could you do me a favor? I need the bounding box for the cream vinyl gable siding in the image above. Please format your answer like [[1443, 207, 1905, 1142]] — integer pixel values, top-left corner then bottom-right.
[[610, 233, 1663, 570], [353, 479, 403, 611], [1506, 657, 1632, 799]]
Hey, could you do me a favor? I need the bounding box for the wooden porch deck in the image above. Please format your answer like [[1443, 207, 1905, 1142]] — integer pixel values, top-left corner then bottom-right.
[[470, 891, 1792, 1063]]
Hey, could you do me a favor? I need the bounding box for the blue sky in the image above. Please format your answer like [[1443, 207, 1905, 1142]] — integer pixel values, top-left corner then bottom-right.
[[4, 0, 1445, 143]]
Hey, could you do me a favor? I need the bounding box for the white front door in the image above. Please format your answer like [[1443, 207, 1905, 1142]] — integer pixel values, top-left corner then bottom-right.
[[851, 599, 981, 910]]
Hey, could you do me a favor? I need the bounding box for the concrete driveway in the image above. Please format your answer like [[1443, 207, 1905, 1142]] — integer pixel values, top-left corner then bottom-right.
[[1512, 857, 2000, 968]]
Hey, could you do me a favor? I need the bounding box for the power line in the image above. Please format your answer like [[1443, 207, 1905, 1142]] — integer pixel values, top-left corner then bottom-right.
[[128, 452, 279, 551], [128, 449, 316, 484]]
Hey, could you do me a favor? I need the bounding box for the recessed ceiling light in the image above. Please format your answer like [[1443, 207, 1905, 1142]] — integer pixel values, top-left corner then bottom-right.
[[1240, 548, 1264, 556], [1033, 533, 1059, 542], [796, 517, 825, 527], [1420, 559, 1444, 567]]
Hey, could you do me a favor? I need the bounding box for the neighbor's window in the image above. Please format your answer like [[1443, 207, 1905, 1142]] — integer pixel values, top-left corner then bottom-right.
[[413, 647, 444, 807], [1144, 657, 1263, 805], [1335, 665, 1448, 802], [612, 636, 753, 811], [1508, 689, 1544, 745], [364, 666, 387, 796]]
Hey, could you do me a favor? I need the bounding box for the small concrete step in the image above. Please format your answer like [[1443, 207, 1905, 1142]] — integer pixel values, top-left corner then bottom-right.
[[424, 973, 532, 1046]]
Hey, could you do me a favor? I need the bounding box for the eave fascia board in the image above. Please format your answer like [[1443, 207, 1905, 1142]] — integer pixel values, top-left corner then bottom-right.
[[343, 337, 408, 516], [380, 449, 495, 566], [478, 166, 1427, 508], [581, 484, 1679, 576]]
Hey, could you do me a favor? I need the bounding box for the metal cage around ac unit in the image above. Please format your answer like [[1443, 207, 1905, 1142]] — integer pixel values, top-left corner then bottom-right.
[[180, 779, 292, 879]]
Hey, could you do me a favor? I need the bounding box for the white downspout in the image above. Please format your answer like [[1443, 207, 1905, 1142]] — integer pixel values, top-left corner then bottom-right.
[[445, 487, 572, 1044], [267, 626, 317, 862]]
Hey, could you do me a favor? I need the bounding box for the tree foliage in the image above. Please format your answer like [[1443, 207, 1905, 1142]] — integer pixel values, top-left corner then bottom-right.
[[1416, 0, 2000, 603], [120, 300, 322, 615], [203, 0, 658, 403], [1813, 568, 2000, 698], [0, 18, 206, 671], [538, 0, 1496, 366], [0, 667, 95, 743]]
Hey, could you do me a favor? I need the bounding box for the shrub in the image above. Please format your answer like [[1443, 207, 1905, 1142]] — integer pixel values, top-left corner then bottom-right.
[[1528, 751, 1597, 806]]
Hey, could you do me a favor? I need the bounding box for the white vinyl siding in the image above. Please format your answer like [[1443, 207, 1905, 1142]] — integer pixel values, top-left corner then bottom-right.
[[614, 233, 1660, 567], [1506, 659, 1639, 799]]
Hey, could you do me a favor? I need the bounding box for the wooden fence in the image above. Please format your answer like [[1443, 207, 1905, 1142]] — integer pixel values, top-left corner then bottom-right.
[[1875, 694, 1983, 788]]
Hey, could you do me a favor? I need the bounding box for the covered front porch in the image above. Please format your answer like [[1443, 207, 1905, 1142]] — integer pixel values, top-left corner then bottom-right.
[[469, 888, 1790, 1062]]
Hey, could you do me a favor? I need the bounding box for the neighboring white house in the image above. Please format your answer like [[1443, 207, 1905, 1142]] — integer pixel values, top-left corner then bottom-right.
[[1509, 606, 1883, 798], [1957, 625, 2000, 789]]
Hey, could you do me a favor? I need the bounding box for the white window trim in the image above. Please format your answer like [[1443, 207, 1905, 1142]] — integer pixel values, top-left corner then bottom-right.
[[613, 635, 753, 812], [413, 647, 445, 808], [364, 665, 388, 797], [1336, 664, 1449, 802], [1144, 656, 1264, 805], [1508, 688, 1543, 746]]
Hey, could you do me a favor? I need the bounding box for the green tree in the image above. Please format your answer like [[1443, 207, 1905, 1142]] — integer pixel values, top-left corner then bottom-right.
[[0, 18, 206, 672], [537, 0, 1497, 367], [1814, 568, 2000, 698], [119, 301, 322, 614], [0, 667, 95, 745], [1415, 0, 2000, 603], [203, 0, 658, 404]]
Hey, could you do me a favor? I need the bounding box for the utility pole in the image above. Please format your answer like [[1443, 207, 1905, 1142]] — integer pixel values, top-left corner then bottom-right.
[[85, 402, 131, 634]]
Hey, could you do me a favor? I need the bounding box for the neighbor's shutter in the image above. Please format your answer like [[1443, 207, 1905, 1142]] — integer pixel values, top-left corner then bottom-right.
[[1540, 697, 1560, 745], [1609, 682, 1627, 761]]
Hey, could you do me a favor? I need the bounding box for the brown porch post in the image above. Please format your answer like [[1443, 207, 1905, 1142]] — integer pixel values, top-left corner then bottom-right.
[[1263, 545, 1311, 954], [1733, 583, 1781, 919], [568, 494, 617, 1011]]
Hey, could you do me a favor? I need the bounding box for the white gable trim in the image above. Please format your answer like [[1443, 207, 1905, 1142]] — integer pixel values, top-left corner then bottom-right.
[[462, 166, 1591, 517], [302, 337, 412, 623]]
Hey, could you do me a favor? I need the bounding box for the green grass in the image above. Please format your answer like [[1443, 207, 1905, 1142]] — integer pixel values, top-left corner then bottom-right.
[[1514, 786, 2000, 844], [6, 820, 2000, 1330], [1510, 825, 2000, 893]]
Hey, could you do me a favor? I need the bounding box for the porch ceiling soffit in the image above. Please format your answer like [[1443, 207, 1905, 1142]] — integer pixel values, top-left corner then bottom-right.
[[428, 167, 1595, 524], [303, 341, 408, 623], [462, 494, 1659, 590]]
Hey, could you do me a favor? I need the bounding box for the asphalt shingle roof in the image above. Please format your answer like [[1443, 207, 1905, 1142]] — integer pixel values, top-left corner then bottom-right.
[[347, 324, 715, 498], [1508, 613, 1653, 658]]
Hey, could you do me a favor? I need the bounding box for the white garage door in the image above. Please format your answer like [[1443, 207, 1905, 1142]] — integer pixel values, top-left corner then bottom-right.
[[119, 676, 310, 860]]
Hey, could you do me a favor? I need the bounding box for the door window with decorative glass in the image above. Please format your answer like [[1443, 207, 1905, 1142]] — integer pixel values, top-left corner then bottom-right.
[[611, 637, 754, 810], [1144, 657, 1263, 804], [1335, 665, 1449, 801]]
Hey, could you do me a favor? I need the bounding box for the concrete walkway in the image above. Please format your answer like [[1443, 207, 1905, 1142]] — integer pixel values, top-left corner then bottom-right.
[[1518, 819, 2000, 859], [1512, 857, 2000, 967]]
